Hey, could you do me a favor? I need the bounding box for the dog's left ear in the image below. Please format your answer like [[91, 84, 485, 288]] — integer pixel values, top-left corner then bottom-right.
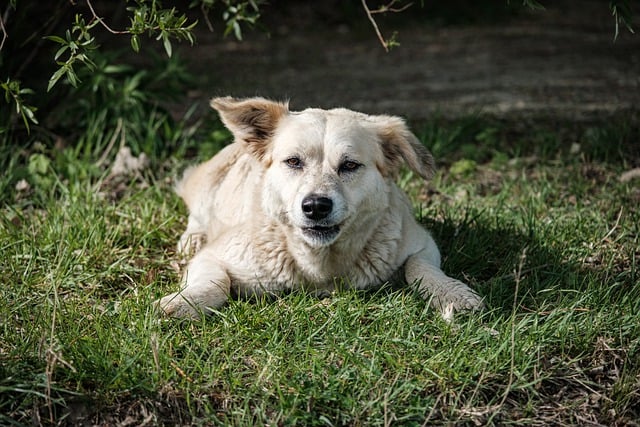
[[369, 115, 435, 180], [210, 97, 289, 161]]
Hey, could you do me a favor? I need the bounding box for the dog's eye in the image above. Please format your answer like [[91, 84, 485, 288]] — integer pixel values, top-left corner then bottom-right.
[[339, 160, 361, 174], [285, 157, 303, 169]]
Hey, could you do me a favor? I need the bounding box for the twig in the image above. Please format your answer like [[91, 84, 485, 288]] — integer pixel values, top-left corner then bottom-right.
[[456, 368, 491, 424], [369, 0, 413, 14], [361, 0, 413, 51], [488, 247, 528, 424], [383, 373, 400, 427], [600, 207, 623, 243], [43, 283, 75, 424], [421, 393, 442, 426], [201, 2, 215, 32], [361, 0, 390, 52], [0, 7, 7, 51], [86, 0, 128, 34], [44, 283, 59, 424]]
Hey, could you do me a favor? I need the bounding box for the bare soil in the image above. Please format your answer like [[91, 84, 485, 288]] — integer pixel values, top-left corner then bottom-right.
[[185, 1, 639, 122]]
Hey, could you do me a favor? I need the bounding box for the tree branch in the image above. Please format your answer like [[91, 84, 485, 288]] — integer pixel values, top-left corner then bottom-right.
[[361, 0, 389, 52], [369, 0, 413, 14], [361, 0, 412, 52], [0, 5, 10, 51], [86, 0, 128, 34]]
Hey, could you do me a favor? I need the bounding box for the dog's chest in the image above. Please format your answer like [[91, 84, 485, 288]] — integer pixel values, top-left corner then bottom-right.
[[226, 222, 403, 295]]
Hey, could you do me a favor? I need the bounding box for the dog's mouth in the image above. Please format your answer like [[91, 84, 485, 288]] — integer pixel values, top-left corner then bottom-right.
[[301, 224, 341, 243]]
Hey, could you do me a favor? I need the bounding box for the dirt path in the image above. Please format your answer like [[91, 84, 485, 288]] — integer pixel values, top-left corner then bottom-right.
[[187, 2, 639, 122]]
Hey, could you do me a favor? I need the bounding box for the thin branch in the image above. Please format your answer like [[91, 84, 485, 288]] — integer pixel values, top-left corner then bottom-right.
[[361, 0, 390, 52], [361, 0, 412, 52], [0, 3, 12, 52], [488, 246, 528, 424], [600, 207, 623, 244], [201, 2, 215, 32], [86, 0, 128, 34], [0, 13, 7, 51], [369, 0, 413, 14]]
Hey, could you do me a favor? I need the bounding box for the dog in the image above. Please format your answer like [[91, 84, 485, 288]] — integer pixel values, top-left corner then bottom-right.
[[157, 97, 483, 318]]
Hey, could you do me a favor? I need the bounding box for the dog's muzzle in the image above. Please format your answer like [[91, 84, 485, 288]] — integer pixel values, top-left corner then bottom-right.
[[300, 195, 340, 245]]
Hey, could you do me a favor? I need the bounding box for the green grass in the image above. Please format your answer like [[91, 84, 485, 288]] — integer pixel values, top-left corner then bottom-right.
[[1, 116, 639, 426]]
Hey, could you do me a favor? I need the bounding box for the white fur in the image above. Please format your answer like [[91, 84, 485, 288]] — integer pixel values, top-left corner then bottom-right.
[[157, 97, 483, 318]]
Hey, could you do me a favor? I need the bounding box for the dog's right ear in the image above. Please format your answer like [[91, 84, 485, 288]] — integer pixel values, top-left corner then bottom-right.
[[367, 115, 436, 181], [210, 97, 289, 162]]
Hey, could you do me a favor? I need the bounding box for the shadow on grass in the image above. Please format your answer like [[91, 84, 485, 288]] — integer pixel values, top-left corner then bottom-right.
[[425, 213, 567, 314], [418, 113, 640, 314]]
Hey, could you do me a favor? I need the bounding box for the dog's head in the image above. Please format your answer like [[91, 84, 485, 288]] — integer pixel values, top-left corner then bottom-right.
[[211, 97, 435, 248]]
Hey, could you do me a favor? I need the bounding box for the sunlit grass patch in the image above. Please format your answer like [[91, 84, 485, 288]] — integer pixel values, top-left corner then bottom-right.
[[1, 116, 639, 425]]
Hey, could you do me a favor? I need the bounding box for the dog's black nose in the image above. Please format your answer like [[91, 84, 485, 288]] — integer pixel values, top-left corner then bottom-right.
[[301, 195, 333, 220]]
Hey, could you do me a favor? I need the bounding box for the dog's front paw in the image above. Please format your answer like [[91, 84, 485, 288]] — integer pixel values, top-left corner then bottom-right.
[[434, 279, 484, 320], [155, 292, 203, 319], [449, 280, 484, 310]]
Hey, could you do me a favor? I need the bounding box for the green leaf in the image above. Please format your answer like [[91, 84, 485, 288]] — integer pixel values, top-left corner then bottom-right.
[[522, 0, 545, 11], [54, 45, 69, 61], [48, 68, 67, 92], [162, 34, 173, 57], [104, 65, 131, 74], [45, 35, 68, 45], [23, 105, 39, 125], [18, 87, 35, 96], [67, 68, 79, 86], [233, 21, 242, 40], [611, 0, 635, 40], [27, 153, 50, 176], [131, 34, 140, 52]]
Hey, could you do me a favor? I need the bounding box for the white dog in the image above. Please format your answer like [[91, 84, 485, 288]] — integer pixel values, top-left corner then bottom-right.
[[157, 97, 483, 318]]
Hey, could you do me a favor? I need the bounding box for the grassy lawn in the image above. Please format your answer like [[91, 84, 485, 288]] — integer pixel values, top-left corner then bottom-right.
[[1, 115, 639, 426]]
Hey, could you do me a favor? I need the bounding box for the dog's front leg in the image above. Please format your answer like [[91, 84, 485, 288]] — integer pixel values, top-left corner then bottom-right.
[[156, 248, 231, 319], [176, 213, 208, 258], [404, 249, 484, 316]]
